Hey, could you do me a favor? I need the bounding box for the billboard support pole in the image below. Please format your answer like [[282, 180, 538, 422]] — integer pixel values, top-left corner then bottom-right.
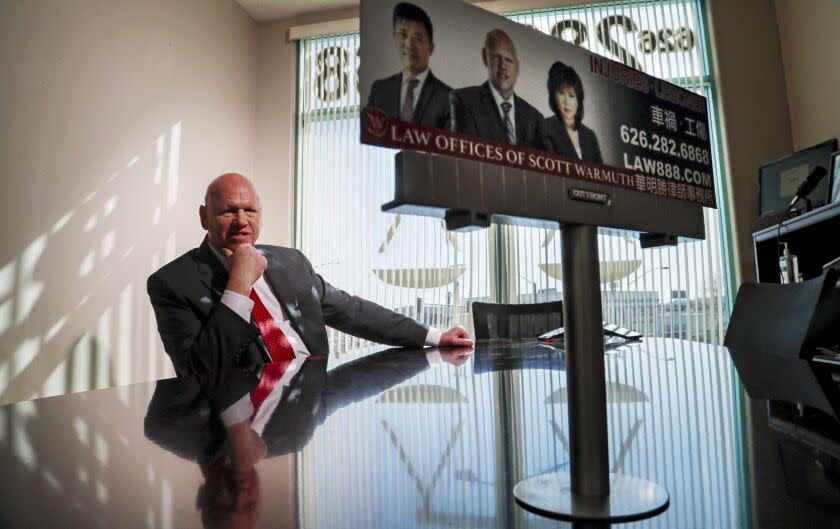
[[562, 224, 610, 496], [512, 224, 670, 522]]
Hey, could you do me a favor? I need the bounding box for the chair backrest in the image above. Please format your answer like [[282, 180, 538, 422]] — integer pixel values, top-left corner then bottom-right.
[[471, 301, 563, 340]]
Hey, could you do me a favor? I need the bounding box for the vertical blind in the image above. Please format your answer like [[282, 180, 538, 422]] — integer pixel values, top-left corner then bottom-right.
[[295, 0, 728, 351]]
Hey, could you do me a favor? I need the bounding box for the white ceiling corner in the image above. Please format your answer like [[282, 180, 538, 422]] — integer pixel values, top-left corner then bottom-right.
[[234, 0, 359, 22]]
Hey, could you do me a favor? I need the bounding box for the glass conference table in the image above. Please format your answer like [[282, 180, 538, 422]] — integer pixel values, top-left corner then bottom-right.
[[1, 338, 838, 528]]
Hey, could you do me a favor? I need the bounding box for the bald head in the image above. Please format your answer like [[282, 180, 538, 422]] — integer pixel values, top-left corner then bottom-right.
[[483, 29, 519, 99], [200, 173, 263, 252], [204, 173, 260, 207], [484, 29, 515, 57]]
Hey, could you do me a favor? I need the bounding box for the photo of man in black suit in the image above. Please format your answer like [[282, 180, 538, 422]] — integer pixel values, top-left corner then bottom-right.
[[366, 2, 451, 128], [450, 28, 544, 149]]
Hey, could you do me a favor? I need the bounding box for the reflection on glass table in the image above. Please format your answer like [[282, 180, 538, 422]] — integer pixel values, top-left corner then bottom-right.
[[1, 339, 839, 528]]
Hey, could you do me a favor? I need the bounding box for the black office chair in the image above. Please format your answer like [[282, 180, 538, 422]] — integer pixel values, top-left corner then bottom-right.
[[471, 301, 563, 340]]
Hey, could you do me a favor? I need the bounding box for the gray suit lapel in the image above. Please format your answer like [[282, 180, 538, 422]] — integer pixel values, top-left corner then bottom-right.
[[195, 239, 227, 300], [258, 248, 308, 343], [556, 119, 578, 159], [514, 96, 529, 146], [480, 82, 508, 141], [414, 71, 436, 123], [390, 74, 403, 117]]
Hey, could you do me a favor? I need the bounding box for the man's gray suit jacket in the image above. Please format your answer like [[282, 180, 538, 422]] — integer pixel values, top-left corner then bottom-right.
[[147, 238, 429, 389]]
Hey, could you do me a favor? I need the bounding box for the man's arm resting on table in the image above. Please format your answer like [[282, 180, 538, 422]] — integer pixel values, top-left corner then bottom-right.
[[298, 251, 472, 348], [298, 250, 430, 347]]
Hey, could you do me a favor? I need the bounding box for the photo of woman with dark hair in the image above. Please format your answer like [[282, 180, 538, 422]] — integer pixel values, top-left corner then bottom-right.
[[542, 61, 603, 163]]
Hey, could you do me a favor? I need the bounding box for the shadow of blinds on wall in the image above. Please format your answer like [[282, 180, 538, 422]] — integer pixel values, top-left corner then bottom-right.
[[295, 0, 728, 356]]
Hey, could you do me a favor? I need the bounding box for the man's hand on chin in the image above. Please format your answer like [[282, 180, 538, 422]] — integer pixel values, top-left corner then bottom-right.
[[439, 325, 474, 348], [224, 420, 267, 472], [224, 244, 267, 296]]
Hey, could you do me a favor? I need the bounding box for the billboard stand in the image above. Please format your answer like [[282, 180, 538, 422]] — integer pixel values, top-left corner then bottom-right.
[[512, 223, 669, 522]]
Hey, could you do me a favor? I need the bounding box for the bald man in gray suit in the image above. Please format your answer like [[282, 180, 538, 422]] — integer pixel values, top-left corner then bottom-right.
[[147, 174, 473, 384]]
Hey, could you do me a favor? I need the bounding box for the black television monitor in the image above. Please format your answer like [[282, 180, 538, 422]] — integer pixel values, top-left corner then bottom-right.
[[759, 139, 837, 218]]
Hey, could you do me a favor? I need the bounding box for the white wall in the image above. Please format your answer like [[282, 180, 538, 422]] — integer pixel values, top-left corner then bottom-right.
[[705, 2, 840, 526], [0, 0, 258, 405], [253, 19, 298, 248], [776, 0, 840, 150], [705, 0, 793, 286], [253, 5, 360, 248], [705, 0, 840, 286]]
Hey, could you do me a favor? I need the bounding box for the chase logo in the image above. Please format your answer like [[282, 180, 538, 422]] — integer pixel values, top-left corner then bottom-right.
[[569, 188, 611, 205], [363, 107, 388, 138]]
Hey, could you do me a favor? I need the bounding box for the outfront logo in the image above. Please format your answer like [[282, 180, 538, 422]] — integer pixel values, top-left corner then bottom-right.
[[363, 107, 388, 138], [569, 188, 612, 206]]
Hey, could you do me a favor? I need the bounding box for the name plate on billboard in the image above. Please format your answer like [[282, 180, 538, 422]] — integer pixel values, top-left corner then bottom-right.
[[359, 0, 716, 208]]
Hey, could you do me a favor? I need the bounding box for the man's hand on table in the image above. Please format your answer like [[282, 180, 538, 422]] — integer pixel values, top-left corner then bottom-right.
[[439, 325, 474, 348], [437, 326, 474, 367]]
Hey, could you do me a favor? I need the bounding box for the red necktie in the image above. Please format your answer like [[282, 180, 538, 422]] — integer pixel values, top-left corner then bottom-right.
[[249, 288, 297, 417]]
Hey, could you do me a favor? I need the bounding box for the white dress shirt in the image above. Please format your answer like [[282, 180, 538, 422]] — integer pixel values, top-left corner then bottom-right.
[[209, 245, 442, 433]]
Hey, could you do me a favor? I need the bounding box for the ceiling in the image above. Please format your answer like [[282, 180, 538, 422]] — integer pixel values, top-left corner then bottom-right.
[[234, 0, 358, 22], [233, 0, 577, 23]]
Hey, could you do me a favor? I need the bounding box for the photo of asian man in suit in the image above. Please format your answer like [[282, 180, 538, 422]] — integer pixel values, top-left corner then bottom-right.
[[366, 2, 452, 129]]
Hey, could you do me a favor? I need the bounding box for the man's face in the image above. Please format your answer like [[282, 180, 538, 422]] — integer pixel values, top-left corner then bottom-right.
[[200, 176, 262, 252], [393, 18, 433, 76], [484, 40, 518, 98], [201, 460, 261, 529]]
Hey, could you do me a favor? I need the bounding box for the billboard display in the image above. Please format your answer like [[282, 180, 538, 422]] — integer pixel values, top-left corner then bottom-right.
[[359, 0, 716, 208]]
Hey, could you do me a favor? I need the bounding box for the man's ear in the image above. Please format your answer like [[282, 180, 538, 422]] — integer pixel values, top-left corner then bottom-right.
[[199, 205, 208, 230], [429, 41, 435, 56], [481, 47, 488, 67]]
